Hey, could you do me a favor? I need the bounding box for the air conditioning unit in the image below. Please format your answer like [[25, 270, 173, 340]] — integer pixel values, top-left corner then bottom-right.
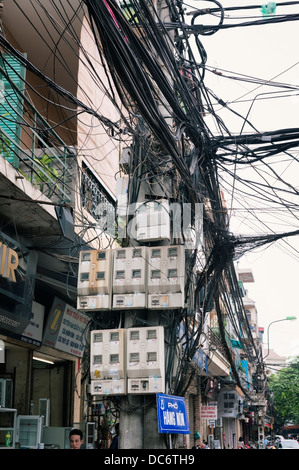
[[134, 200, 170, 242], [126, 326, 165, 381], [90, 329, 126, 380], [77, 249, 112, 296], [91, 379, 126, 396]]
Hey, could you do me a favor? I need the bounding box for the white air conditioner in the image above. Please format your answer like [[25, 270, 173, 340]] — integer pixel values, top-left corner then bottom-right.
[[90, 329, 126, 380], [126, 326, 165, 380]]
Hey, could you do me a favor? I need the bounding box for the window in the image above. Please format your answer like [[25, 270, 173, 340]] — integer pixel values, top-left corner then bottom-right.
[[130, 353, 139, 362], [80, 272, 89, 281], [130, 330, 139, 341], [110, 332, 119, 342], [93, 355, 102, 364], [151, 270, 160, 279], [116, 250, 126, 259], [93, 333, 102, 342], [133, 249, 142, 258], [132, 269, 141, 278], [147, 352, 157, 362], [147, 329, 157, 340]]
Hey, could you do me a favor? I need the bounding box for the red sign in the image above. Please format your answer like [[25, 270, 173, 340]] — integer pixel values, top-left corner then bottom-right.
[[201, 405, 218, 420]]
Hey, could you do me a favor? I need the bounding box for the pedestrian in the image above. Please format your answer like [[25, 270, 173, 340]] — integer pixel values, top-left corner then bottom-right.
[[238, 436, 244, 449], [69, 428, 83, 449]]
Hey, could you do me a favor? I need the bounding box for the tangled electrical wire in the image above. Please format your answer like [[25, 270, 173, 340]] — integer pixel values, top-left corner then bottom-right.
[[5, 0, 299, 403]]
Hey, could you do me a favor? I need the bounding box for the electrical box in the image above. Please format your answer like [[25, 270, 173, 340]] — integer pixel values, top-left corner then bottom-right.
[[90, 329, 126, 380], [112, 246, 147, 309], [77, 249, 112, 311], [127, 377, 165, 394], [147, 245, 185, 308], [126, 326, 165, 388], [77, 249, 112, 296], [90, 379, 126, 396], [77, 294, 111, 311], [135, 200, 170, 242], [119, 147, 131, 173], [112, 293, 146, 309], [112, 247, 147, 294], [148, 292, 184, 309]]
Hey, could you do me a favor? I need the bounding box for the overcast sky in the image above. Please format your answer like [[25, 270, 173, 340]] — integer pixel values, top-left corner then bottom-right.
[[190, 1, 299, 358]]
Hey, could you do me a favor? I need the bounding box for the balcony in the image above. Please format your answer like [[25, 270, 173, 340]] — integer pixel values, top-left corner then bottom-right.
[[0, 54, 75, 204], [207, 327, 231, 376], [0, 53, 78, 253]]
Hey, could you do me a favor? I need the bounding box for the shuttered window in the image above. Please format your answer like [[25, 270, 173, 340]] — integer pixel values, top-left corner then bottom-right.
[[0, 53, 26, 168]]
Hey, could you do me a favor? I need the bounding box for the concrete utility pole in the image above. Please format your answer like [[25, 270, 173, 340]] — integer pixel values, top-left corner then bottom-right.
[[119, 0, 177, 449]]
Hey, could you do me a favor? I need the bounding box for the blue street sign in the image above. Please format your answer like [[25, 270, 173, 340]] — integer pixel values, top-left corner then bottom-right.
[[156, 394, 190, 434]]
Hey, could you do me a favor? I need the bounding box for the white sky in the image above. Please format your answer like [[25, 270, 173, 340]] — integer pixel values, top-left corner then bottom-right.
[[189, 1, 299, 358]]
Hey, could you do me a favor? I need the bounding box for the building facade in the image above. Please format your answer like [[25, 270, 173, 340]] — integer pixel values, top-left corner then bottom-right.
[[0, 0, 268, 449]]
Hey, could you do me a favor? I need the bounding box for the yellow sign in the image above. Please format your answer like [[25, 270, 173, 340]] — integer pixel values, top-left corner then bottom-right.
[[0, 242, 19, 282]]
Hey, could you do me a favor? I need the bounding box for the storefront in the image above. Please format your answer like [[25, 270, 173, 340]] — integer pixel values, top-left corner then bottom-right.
[[0, 230, 89, 447]]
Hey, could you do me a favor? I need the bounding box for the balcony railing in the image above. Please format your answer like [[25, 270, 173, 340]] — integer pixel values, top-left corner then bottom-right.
[[0, 54, 75, 203], [208, 326, 235, 362]]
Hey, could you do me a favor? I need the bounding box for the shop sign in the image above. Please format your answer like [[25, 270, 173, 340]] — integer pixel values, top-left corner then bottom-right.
[[20, 301, 45, 347], [43, 297, 89, 357], [0, 241, 19, 282], [201, 405, 218, 420], [157, 394, 190, 434]]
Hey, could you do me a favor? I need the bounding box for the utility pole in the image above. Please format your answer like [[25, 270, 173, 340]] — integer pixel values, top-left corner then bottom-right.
[[119, 0, 178, 449]]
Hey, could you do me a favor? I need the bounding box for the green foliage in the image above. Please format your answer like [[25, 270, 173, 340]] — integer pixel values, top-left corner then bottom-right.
[[268, 356, 299, 427], [33, 153, 60, 193], [0, 129, 11, 159]]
